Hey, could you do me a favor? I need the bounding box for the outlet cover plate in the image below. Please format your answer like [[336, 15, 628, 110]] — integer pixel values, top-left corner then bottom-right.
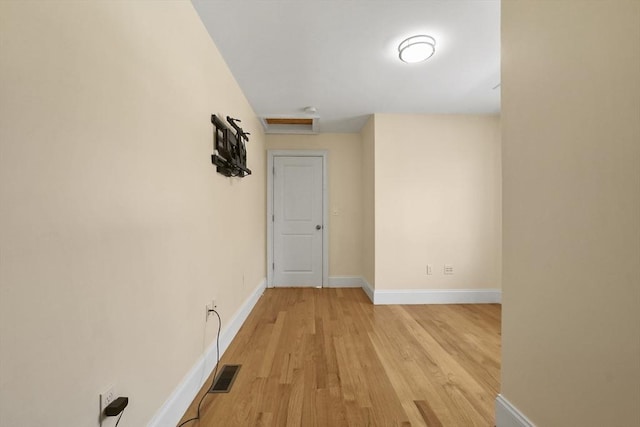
[[206, 302, 213, 320], [206, 299, 218, 321], [100, 385, 116, 414]]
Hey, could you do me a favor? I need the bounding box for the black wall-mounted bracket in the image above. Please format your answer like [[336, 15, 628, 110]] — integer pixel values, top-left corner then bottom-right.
[[211, 114, 252, 178]]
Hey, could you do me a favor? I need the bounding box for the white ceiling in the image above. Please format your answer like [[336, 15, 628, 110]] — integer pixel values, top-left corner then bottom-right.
[[192, 0, 500, 133]]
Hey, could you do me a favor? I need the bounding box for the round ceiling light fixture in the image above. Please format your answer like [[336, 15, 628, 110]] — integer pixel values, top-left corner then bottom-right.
[[398, 35, 436, 63]]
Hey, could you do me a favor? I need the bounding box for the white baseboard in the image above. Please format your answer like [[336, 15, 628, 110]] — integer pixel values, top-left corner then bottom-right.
[[147, 278, 267, 427], [327, 276, 374, 303], [361, 278, 375, 303], [327, 276, 364, 288], [326, 276, 499, 306], [495, 394, 536, 427], [374, 288, 501, 305], [218, 278, 266, 354]]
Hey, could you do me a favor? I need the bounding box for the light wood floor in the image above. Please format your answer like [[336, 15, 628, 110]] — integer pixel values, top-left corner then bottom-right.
[[179, 288, 501, 427]]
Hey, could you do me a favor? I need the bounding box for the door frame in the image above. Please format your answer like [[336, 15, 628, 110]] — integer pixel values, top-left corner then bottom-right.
[[267, 150, 329, 288]]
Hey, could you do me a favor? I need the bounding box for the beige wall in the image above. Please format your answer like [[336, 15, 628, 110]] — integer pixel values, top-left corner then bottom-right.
[[501, 1, 640, 426], [361, 117, 376, 287], [0, 2, 265, 426], [374, 114, 502, 291], [266, 134, 363, 277]]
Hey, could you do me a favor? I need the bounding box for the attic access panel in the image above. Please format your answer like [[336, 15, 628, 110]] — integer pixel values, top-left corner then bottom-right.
[[260, 116, 319, 134]]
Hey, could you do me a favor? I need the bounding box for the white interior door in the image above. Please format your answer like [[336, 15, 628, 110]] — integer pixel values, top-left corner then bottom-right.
[[273, 156, 324, 287]]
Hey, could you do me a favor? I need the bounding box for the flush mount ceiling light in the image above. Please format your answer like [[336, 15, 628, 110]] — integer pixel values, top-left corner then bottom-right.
[[398, 35, 436, 63]]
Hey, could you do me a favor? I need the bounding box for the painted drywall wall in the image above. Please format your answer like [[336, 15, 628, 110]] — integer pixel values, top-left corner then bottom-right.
[[0, 2, 265, 426], [361, 116, 376, 288], [266, 134, 363, 277], [501, 1, 640, 426], [373, 114, 501, 291]]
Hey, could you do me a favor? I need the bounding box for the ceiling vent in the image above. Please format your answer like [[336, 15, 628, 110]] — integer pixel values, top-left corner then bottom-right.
[[260, 115, 319, 134]]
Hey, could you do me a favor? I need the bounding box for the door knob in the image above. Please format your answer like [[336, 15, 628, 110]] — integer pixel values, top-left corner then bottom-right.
[[316, 224, 322, 230]]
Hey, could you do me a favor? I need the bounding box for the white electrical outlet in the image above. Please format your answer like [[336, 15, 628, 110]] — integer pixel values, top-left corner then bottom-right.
[[444, 264, 454, 275], [100, 385, 116, 415], [205, 302, 212, 321], [426, 264, 433, 275], [205, 299, 217, 321]]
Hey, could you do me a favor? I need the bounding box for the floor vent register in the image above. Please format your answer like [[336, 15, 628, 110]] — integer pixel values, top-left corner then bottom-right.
[[209, 364, 241, 393]]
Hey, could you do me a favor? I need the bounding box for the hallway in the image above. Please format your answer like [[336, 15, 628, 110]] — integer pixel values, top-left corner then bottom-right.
[[179, 288, 501, 426]]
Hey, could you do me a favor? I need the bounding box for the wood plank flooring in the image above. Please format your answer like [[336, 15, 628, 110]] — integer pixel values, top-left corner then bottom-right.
[[178, 288, 501, 427]]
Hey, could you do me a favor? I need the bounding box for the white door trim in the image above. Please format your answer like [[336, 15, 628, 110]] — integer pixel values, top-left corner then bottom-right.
[[267, 150, 329, 288]]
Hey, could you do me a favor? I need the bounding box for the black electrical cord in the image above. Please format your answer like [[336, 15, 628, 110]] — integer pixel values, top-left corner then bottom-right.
[[114, 411, 124, 427], [177, 309, 221, 427]]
